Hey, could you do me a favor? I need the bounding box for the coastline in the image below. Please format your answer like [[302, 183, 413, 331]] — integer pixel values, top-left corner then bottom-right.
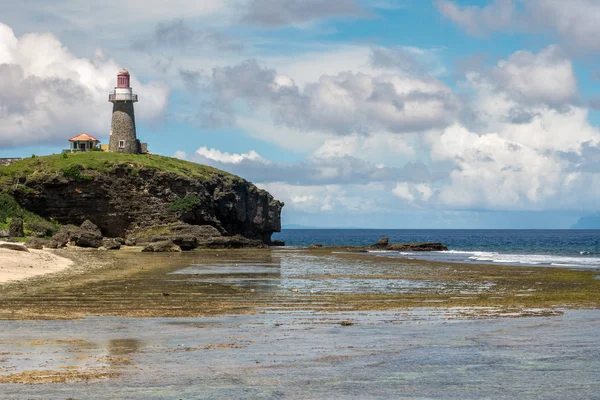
[[0, 246, 598, 320]]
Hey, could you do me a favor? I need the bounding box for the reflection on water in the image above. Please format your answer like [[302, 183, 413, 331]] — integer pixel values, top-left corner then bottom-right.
[[108, 339, 142, 356], [170, 252, 493, 295]]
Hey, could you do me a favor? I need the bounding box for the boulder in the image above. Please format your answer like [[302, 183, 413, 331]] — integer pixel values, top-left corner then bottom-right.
[[135, 223, 222, 251], [0, 242, 29, 252], [49, 225, 79, 248], [371, 237, 389, 248], [0, 230, 8, 238], [142, 241, 182, 253], [124, 238, 137, 247], [102, 238, 121, 250], [308, 244, 323, 249], [200, 235, 267, 249], [386, 242, 448, 252], [75, 220, 103, 248], [25, 237, 48, 250], [8, 217, 24, 237]]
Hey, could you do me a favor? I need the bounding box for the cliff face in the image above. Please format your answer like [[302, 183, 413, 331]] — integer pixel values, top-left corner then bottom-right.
[[0, 154, 283, 243]]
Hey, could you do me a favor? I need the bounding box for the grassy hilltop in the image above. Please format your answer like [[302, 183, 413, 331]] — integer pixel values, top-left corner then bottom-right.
[[0, 152, 234, 187]]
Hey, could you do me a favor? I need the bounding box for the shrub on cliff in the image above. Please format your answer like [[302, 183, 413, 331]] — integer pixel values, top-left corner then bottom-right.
[[169, 194, 199, 214], [0, 194, 57, 237], [62, 165, 94, 181], [25, 219, 59, 237]]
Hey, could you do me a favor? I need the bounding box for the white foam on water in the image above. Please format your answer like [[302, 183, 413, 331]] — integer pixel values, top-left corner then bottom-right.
[[465, 252, 600, 268], [378, 249, 600, 269]]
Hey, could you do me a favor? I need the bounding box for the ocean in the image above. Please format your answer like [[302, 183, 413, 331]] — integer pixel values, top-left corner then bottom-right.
[[272, 229, 600, 269]]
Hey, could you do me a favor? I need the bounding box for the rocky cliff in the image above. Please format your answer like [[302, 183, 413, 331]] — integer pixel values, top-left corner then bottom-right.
[[0, 153, 283, 243]]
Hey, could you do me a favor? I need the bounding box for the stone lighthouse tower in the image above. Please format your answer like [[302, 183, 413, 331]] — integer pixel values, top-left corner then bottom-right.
[[108, 69, 140, 154]]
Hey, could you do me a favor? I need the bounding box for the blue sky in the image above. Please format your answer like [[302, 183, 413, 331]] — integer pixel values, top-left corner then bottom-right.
[[2, 0, 600, 228]]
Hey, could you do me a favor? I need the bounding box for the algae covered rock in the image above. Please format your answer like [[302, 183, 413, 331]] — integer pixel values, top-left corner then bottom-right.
[[0, 242, 29, 252], [75, 220, 103, 248], [142, 241, 182, 253], [102, 238, 121, 250], [25, 237, 48, 250], [200, 235, 267, 249], [49, 225, 79, 248], [371, 237, 389, 248]]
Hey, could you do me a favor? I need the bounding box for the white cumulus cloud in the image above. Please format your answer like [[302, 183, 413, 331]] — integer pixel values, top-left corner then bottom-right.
[[0, 23, 169, 149]]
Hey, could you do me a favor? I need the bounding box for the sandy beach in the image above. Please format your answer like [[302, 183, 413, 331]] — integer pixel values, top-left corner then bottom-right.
[[0, 243, 74, 284]]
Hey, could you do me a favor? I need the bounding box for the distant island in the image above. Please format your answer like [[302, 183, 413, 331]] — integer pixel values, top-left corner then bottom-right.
[[571, 214, 600, 229]]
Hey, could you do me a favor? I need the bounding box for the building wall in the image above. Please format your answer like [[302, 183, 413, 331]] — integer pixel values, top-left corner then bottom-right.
[[108, 101, 138, 154]]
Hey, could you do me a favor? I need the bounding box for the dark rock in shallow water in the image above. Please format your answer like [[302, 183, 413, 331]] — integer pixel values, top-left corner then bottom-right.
[[135, 223, 222, 251], [0, 242, 29, 252], [8, 217, 24, 238], [386, 242, 448, 252], [142, 241, 182, 253], [102, 238, 121, 250], [372, 237, 389, 248], [198, 235, 267, 249], [75, 220, 103, 248], [134, 223, 269, 250], [308, 244, 323, 249], [269, 240, 285, 247]]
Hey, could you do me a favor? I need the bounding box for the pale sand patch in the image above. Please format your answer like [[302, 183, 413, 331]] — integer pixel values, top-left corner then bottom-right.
[[0, 245, 74, 284]]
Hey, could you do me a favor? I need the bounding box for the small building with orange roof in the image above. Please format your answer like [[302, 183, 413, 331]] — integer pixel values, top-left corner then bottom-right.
[[68, 133, 100, 152]]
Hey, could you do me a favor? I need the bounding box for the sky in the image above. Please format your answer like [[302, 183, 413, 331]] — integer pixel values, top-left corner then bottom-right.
[[1, 0, 600, 229]]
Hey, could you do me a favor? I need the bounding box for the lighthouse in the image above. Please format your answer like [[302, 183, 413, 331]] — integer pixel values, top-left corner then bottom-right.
[[108, 69, 140, 154]]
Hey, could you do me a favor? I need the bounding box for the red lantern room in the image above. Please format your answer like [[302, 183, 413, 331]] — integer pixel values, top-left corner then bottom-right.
[[117, 69, 130, 88]]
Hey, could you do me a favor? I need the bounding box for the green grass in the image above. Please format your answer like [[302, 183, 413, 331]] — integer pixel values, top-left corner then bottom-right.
[[0, 152, 237, 188]]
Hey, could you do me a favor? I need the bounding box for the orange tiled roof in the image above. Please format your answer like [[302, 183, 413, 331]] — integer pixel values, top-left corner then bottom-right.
[[68, 133, 99, 142]]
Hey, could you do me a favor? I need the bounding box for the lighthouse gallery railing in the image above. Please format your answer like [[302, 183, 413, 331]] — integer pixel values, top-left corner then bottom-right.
[[109, 93, 138, 102]]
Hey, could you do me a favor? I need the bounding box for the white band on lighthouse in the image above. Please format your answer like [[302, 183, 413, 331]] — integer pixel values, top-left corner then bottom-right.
[[109, 87, 137, 102]]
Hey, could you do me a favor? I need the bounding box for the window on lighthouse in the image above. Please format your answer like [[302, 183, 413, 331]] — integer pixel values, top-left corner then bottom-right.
[[119, 140, 125, 149]]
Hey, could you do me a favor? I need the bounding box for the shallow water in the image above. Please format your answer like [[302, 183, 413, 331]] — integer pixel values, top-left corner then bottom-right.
[[170, 253, 487, 295], [1, 250, 599, 397], [1, 310, 599, 399]]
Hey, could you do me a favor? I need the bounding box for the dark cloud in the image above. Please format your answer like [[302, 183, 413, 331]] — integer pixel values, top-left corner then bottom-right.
[[155, 19, 194, 46], [435, 0, 515, 37], [132, 19, 243, 53], [179, 69, 202, 92], [190, 151, 433, 185], [588, 98, 600, 110], [559, 142, 600, 172], [438, 0, 600, 55], [204, 59, 460, 134], [240, 0, 366, 27], [370, 47, 428, 76]]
